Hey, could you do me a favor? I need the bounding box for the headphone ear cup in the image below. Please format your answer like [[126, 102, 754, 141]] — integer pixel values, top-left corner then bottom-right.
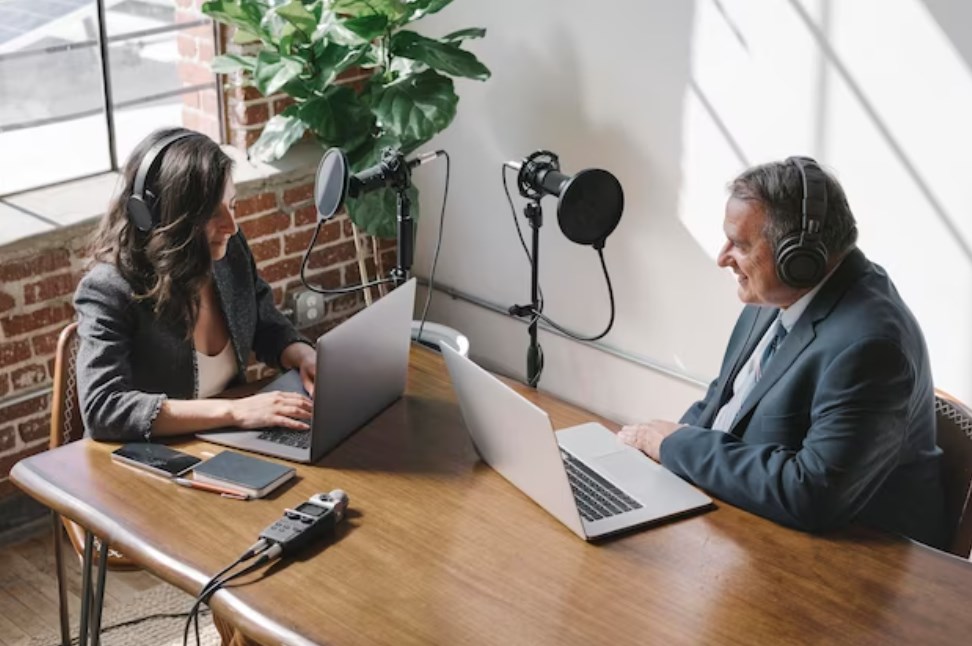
[[126, 131, 195, 233], [126, 195, 155, 233], [776, 233, 827, 288]]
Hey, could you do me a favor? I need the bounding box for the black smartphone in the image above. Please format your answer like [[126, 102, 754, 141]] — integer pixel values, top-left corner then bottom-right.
[[110, 443, 201, 478]]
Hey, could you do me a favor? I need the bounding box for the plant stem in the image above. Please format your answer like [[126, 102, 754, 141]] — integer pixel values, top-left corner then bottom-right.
[[350, 221, 372, 306], [384, 28, 392, 78]]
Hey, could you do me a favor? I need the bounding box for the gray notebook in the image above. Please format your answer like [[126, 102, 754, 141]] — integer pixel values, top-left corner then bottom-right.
[[192, 450, 295, 498]]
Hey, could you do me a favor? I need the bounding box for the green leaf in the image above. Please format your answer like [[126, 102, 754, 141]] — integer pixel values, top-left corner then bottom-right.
[[404, 0, 455, 22], [298, 86, 376, 150], [347, 185, 419, 239], [262, 11, 299, 44], [306, 0, 323, 22], [331, 0, 409, 22], [254, 50, 305, 95], [308, 40, 365, 88], [231, 28, 261, 45], [202, 1, 269, 40], [368, 69, 457, 149], [281, 77, 313, 100], [343, 14, 389, 41], [276, 0, 318, 36], [441, 27, 486, 44], [390, 30, 490, 81], [279, 32, 297, 56], [248, 113, 307, 162], [316, 10, 372, 46], [210, 53, 256, 74]]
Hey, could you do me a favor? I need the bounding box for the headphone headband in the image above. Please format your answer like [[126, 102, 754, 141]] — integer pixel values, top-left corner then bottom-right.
[[127, 131, 198, 233], [786, 156, 828, 235]]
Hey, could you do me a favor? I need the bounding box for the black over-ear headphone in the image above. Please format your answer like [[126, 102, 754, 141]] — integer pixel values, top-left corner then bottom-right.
[[775, 156, 829, 288], [126, 131, 197, 233]]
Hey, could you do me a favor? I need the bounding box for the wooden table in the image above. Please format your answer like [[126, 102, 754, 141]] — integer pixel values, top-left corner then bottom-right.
[[12, 346, 972, 645]]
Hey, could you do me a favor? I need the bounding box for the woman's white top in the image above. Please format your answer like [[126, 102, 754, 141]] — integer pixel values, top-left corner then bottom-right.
[[196, 341, 236, 398]]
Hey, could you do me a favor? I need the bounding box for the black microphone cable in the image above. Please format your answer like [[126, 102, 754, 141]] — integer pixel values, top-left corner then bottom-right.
[[299, 223, 397, 296], [181, 538, 274, 646], [531, 247, 615, 342], [415, 150, 451, 346]]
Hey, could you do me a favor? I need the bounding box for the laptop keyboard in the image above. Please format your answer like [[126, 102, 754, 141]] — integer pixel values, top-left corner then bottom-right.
[[561, 451, 643, 522], [257, 428, 311, 449]]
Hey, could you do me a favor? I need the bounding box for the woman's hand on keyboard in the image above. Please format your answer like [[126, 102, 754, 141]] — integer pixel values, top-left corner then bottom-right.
[[230, 391, 314, 431]]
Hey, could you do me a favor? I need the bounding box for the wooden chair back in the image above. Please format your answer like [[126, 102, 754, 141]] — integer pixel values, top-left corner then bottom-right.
[[50, 321, 136, 568], [935, 388, 972, 559]]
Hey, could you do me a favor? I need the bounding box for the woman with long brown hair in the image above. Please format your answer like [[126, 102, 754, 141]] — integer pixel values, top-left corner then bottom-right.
[[75, 127, 316, 440]]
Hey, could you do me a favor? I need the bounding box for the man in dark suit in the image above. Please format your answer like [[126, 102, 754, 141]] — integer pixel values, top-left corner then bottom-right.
[[619, 157, 945, 548]]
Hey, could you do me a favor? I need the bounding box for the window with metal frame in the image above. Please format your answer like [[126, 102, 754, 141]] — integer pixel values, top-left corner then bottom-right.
[[0, 0, 223, 198]]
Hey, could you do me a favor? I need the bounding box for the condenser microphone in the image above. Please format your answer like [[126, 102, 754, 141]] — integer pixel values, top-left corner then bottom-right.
[[508, 150, 625, 248], [314, 148, 444, 219], [348, 149, 444, 198]]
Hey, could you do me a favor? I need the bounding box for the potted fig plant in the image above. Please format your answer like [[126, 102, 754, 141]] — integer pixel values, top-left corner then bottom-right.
[[202, 0, 490, 238]]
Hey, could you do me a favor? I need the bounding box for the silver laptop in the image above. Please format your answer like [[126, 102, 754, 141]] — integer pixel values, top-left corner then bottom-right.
[[198, 279, 416, 463], [440, 344, 712, 540]]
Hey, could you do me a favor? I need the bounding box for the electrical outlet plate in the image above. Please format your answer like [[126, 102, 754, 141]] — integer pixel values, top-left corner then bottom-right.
[[293, 290, 327, 328]]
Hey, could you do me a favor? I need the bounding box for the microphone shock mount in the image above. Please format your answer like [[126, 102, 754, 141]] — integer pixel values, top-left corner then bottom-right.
[[516, 150, 560, 201]]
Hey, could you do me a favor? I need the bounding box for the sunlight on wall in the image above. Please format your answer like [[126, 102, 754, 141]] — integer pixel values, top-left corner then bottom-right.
[[679, 0, 972, 401], [679, 0, 823, 257]]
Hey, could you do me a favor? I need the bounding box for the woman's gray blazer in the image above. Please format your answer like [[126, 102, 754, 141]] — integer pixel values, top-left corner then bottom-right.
[[74, 232, 307, 441]]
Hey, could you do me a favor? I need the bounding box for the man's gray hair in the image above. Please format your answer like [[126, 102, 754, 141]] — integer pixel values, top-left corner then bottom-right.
[[729, 159, 858, 256]]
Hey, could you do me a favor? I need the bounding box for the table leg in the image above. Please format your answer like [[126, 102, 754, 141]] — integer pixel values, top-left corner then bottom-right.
[[90, 540, 109, 646], [79, 531, 94, 646], [52, 512, 70, 646]]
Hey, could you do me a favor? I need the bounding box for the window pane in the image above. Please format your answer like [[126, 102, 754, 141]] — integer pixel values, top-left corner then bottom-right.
[[0, 0, 219, 197], [105, 0, 179, 35], [106, 6, 219, 164], [0, 0, 110, 195], [113, 87, 219, 166]]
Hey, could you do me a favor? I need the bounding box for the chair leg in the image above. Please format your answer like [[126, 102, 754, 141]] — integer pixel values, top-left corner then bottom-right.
[[52, 512, 70, 646]]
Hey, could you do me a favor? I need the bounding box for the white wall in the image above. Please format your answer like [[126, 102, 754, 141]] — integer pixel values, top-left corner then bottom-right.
[[411, 0, 972, 423]]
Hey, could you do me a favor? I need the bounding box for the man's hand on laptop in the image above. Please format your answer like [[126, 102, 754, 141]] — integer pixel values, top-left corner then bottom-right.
[[618, 420, 683, 461], [231, 392, 314, 431]]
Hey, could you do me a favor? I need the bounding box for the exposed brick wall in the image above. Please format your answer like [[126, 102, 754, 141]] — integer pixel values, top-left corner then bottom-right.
[[176, 0, 220, 142], [219, 18, 286, 151], [0, 238, 87, 492]]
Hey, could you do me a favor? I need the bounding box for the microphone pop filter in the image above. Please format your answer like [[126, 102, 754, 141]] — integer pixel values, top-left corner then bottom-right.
[[314, 148, 350, 220], [556, 168, 624, 246]]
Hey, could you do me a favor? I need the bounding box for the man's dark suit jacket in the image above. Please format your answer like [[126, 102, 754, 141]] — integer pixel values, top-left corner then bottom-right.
[[661, 249, 945, 548]]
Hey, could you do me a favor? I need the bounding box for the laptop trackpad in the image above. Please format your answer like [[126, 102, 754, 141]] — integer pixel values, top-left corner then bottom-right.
[[590, 449, 663, 485]]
